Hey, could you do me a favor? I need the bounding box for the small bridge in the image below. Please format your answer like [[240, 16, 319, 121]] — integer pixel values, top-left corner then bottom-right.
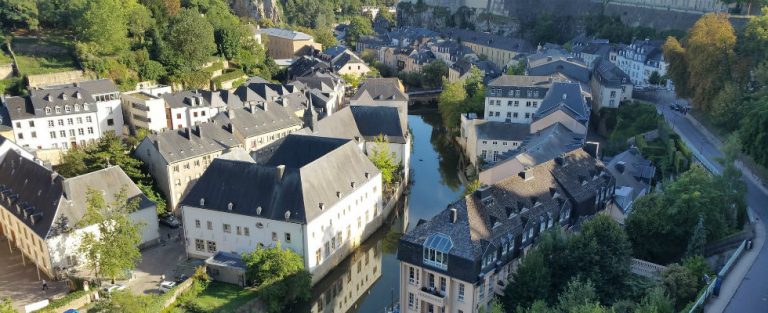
[[407, 88, 442, 106]]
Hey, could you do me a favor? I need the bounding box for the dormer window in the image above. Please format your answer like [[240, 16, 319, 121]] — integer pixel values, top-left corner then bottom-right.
[[45, 107, 51, 115], [55, 106, 61, 113], [65, 105, 71, 113], [74, 104, 81, 111]]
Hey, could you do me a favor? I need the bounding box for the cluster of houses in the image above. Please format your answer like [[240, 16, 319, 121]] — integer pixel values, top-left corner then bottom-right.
[[0, 53, 411, 288]]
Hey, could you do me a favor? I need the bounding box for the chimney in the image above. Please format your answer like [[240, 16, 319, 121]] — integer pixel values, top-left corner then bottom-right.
[[250, 103, 257, 114], [62, 180, 73, 200], [449, 208, 457, 223], [616, 161, 626, 173], [519, 168, 534, 181], [554, 155, 564, 166], [185, 126, 192, 140], [364, 172, 370, 179], [196, 124, 203, 138], [351, 181, 356, 189], [30, 212, 43, 225], [262, 101, 268, 111], [547, 56, 552, 62], [319, 203, 325, 210], [50, 173, 57, 184], [275, 164, 286, 182], [228, 108, 235, 119]]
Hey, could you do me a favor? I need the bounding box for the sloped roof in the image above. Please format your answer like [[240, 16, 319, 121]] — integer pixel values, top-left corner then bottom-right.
[[140, 123, 239, 164], [352, 78, 407, 102], [180, 134, 379, 224], [534, 82, 589, 125], [211, 104, 302, 139], [260, 28, 313, 41], [475, 121, 530, 141]]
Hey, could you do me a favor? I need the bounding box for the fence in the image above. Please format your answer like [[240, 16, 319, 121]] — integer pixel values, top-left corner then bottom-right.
[[688, 240, 748, 313], [629, 258, 667, 281]]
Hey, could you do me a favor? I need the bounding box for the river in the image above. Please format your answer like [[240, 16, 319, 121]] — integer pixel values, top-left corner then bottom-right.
[[308, 113, 466, 313]]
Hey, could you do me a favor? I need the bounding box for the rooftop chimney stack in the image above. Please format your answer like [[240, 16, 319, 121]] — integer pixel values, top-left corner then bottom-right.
[[276, 164, 286, 182]]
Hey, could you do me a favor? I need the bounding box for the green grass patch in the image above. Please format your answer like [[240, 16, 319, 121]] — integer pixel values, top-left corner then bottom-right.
[[0, 51, 11, 64], [14, 54, 78, 75], [11, 36, 79, 75], [174, 282, 258, 313]]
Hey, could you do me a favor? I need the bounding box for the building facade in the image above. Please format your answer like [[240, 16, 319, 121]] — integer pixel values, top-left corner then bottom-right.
[[180, 135, 384, 284], [484, 75, 565, 124], [258, 28, 323, 60], [590, 58, 634, 109], [121, 84, 173, 133], [4, 79, 124, 150], [612, 39, 668, 87], [398, 149, 614, 313]]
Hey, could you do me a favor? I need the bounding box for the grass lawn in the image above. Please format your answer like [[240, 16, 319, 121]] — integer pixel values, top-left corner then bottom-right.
[[14, 54, 78, 75], [190, 282, 258, 313]]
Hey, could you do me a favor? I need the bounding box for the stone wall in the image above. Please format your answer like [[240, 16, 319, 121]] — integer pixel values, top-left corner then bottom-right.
[[230, 0, 282, 25], [27, 70, 86, 89], [0, 63, 13, 80]]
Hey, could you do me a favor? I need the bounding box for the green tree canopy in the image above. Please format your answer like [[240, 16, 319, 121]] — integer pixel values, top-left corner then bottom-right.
[[369, 134, 400, 185], [77, 187, 143, 281], [242, 245, 312, 313], [0, 0, 39, 30], [346, 15, 374, 45], [77, 0, 130, 56], [161, 8, 216, 72]]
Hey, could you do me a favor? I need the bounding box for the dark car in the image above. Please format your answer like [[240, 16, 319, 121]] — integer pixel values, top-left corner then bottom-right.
[[159, 213, 181, 228]]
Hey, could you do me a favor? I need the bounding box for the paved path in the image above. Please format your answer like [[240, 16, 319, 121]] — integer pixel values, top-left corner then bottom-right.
[[647, 93, 768, 312], [0, 239, 68, 312]]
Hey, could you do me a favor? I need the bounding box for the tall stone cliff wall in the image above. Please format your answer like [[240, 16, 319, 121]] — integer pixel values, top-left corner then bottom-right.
[[231, 0, 282, 25]]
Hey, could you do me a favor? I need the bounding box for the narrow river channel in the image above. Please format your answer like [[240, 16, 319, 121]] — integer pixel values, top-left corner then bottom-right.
[[307, 113, 466, 313]]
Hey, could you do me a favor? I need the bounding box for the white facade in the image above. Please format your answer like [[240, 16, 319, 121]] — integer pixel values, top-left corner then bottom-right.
[[484, 93, 542, 124], [10, 109, 102, 150], [92, 91, 124, 135], [181, 172, 384, 284], [613, 48, 668, 87], [122, 86, 172, 133]]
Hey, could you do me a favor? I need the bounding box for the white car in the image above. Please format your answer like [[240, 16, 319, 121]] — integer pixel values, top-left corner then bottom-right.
[[101, 284, 127, 293], [159, 281, 177, 293]]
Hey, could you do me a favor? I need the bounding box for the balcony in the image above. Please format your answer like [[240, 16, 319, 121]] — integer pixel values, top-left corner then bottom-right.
[[418, 287, 446, 307]]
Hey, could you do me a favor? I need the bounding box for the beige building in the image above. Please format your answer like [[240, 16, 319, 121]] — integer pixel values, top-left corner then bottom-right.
[[134, 123, 242, 211], [210, 104, 303, 151], [257, 28, 322, 60], [442, 28, 532, 67], [0, 147, 158, 280]]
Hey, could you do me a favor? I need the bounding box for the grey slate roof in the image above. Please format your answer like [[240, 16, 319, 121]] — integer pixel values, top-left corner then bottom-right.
[[441, 28, 532, 53], [486, 75, 568, 99], [352, 78, 407, 102], [285, 57, 331, 79], [400, 149, 609, 282], [5, 79, 119, 120], [162, 90, 220, 109], [534, 82, 589, 125], [180, 134, 380, 224], [332, 51, 366, 70], [0, 149, 65, 238], [606, 148, 655, 206], [260, 28, 313, 41], [43, 79, 118, 95], [527, 54, 591, 84], [475, 121, 530, 141], [140, 123, 240, 164], [206, 251, 247, 270], [592, 57, 631, 88], [211, 104, 302, 139], [305, 105, 407, 144]]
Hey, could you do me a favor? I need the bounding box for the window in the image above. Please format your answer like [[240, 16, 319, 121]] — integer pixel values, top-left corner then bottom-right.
[[59, 130, 66, 137], [69, 129, 75, 136], [55, 107, 61, 113], [325, 242, 330, 257], [513, 112, 518, 118], [195, 219, 200, 228], [440, 277, 446, 293], [49, 131, 56, 139], [206, 240, 217, 253], [107, 119, 114, 126], [244, 227, 250, 236], [58, 119, 64, 126], [45, 107, 51, 115], [423, 234, 452, 270], [409, 267, 416, 284], [207, 221, 212, 230], [272, 232, 277, 241], [77, 117, 82, 124], [507, 100, 512, 106], [458, 283, 465, 302], [86, 116, 92, 123], [285, 233, 292, 243], [77, 128, 84, 135], [17, 133, 23, 140], [30, 131, 36, 138], [223, 224, 231, 233], [481, 150, 487, 159], [48, 120, 54, 127], [65, 105, 71, 113], [479, 280, 485, 299], [316, 249, 322, 264], [428, 273, 435, 288], [525, 113, 530, 119], [408, 293, 414, 309], [236, 226, 242, 235], [195, 239, 204, 251]]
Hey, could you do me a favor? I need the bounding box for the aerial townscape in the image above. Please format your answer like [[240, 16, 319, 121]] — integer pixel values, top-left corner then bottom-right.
[[1, 0, 767, 313]]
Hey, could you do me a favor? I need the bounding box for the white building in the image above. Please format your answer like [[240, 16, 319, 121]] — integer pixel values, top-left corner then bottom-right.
[[483, 75, 567, 124], [121, 84, 173, 133], [612, 39, 668, 87], [590, 58, 633, 110], [350, 78, 409, 120], [460, 113, 529, 165], [180, 134, 384, 285], [3, 79, 124, 150], [161, 90, 228, 130], [0, 150, 158, 279]]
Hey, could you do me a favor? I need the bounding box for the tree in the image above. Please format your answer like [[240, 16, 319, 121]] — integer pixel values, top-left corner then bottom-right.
[[88, 132, 145, 181], [503, 248, 552, 310], [346, 15, 374, 45], [0, 0, 39, 30], [556, 278, 598, 310], [77, 187, 143, 281], [684, 13, 737, 112], [662, 37, 690, 98], [38, 0, 86, 29], [57, 148, 88, 178], [0, 297, 17, 313], [507, 61, 526, 75], [341, 73, 361, 89], [89, 290, 161, 313], [569, 215, 632, 303], [685, 215, 707, 257], [295, 26, 337, 49], [369, 135, 399, 185], [648, 71, 662, 85], [77, 0, 129, 56], [661, 264, 700, 310], [161, 8, 216, 72], [242, 245, 311, 313], [710, 82, 748, 131], [463, 179, 481, 196], [739, 98, 768, 169], [437, 79, 468, 129], [634, 287, 674, 313], [421, 60, 448, 88]]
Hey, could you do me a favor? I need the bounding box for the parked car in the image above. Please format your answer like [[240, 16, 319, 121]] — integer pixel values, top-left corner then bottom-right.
[[159, 213, 181, 228], [175, 274, 189, 284], [101, 284, 127, 294], [159, 281, 177, 293]]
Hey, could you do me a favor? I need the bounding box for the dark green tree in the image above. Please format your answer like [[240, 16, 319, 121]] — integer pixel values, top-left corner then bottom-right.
[[242, 245, 312, 313], [77, 0, 130, 56], [685, 215, 707, 257], [421, 60, 448, 88], [661, 263, 700, 310], [346, 15, 374, 45], [0, 0, 39, 30], [161, 8, 216, 72]]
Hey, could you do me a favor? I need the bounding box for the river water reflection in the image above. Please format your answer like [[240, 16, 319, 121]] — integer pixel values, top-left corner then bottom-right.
[[307, 113, 465, 313]]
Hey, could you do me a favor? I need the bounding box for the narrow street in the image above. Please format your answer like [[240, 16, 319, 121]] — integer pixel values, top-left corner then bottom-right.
[[642, 90, 768, 312]]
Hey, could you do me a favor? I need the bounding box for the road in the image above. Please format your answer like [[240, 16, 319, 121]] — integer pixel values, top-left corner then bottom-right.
[[643, 91, 768, 312]]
